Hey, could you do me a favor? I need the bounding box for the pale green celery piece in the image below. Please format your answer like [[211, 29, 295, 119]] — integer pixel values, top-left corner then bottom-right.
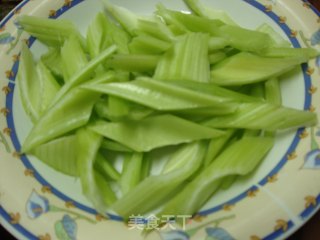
[[183, 0, 237, 26], [154, 33, 210, 82], [168, 80, 261, 103], [120, 152, 144, 195], [41, 48, 64, 79], [101, 138, 133, 152], [94, 171, 117, 207], [129, 34, 171, 54], [156, 4, 224, 35], [140, 152, 152, 180], [61, 35, 88, 82], [102, 0, 139, 35], [29, 135, 78, 176], [204, 102, 318, 131], [83, 77, 236, 112], [21, 88, 100, 153], [94, 153, 121, 181], [220, 175, 238, 190], [17, 44, 40, 122], [87, 12, 130, 58], [77, 128, 116, 212], [217, 25, 273, 53], [108, 96, 130, 121], [249, 82, 265, 99], [208, 37, 229, 51], [209, 51, 227, 64], [211, 52, 307, 86], [203, 129, 235, 167], [260, 47, 319, 59], [51, 45, 117, 106], [18, 15, 85, 48], [257, 23, 291, 48], [106, 54, 160, 72], [89, 114, 224, 152], [160, 136, 274, 216], [112, 141, 207, 217], [137, 18, 175, 42], [176, 106, 238, 117], [265, 78, 282, 106]]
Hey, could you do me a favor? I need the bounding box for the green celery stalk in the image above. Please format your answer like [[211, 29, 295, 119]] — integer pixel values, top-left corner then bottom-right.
[[183, 0, 237, 26], [29, 135, 78, 176], [203, 129, 236, 167], [211, 52, 308, 86], [265, 78, 282, 106], [137, 18, 175, 42], [108, 96, 130, 121], [129, 34, 171, 54], [208, 37, 230, 51], [209, 51, 227, 64], [94, 153, 121, 181], [106, 54, 160, 72], [257, 23, 291, 48], [160, 136, 274, 216], [261, 47, 319, 59], [77, 128, 116, 212], [61, 35, 88, 82], [216, 25, 273, 53], [89, 114, 224, 152], [101, 139, 133, 152], [18, 15, 85, 48], [140, 152, 152, 180], [21, 88, 100, 153], [112, 141, 206, 217], [41, 48, 64, 80], [83, 77, 236, 112], [154, 32, 210, 82], [220, 175, 238, 190], [87, 12, 130, 58], [204, 102, 318, 131], [120, 152, 144, 195]]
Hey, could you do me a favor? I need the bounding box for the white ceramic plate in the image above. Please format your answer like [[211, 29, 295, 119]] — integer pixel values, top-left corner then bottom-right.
[[1, 0, 320, 239]]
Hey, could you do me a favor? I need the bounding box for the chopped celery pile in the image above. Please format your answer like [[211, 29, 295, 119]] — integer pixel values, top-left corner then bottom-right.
[[17, 0, 318, 223]]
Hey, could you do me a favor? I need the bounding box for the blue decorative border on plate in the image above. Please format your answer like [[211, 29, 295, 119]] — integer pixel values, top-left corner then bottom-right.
[[0, 0, 317, 239]]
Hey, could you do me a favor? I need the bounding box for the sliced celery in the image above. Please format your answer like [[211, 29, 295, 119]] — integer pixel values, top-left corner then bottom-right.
[[137, 19, 174, 42], [204, 102, 317, 131], [108, 96, 130, 121], [211, 52, 307, 86], [61, 35, 88, 82], [257, 23, 291, 48], [183, 0, 237, 26], [94, 153, 121, 181], [106, 54, 160, 72], [154, 33, 210, 82], [29, 135, 78, 176], [160, 136, 274, 216], [208, 37, 229, 51], [83, 77, 236, 112], [77, 128, 116, 211], [18, 15, 85, 48], [41, 48, 64, 80], [265, 78, 282, 106], [209, 51, 227, 64], [89, 114, 224, 152], [112, 141, 206, 217], [261, 47, 319, 59], [220, 175, 238, 190], [129, 34, 171, 54], [120, 152, 143, 195], [22, 88, 100, 152], [101, 139, 133, 152]]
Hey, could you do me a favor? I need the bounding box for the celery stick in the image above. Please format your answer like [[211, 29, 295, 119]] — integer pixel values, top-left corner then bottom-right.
[[161, 136, 274, 216], [208, 37, 229, 51], [41, 48, 64, 80], [216, 25, 273, 53], [211, 52, 308, 86], [249, 82, 265, 99], [220, 175, 238, 190], [257, 23, 291, 48], [140, 153, 152, 180], [101, 139, 133, 152], [261, 47, 319, 59], [29, 135, 78, 176], [17, 44, 40, 122], [112, 141, 206, 217], [106, 54, 160, 72], [265, 78, 282, 106], [204, 102, 318, 131], [183, 0, 237, 26], [18, 15, 85, 48], [154, 32, 210, 82], [89, 114, 224, 152], [51, 45, 117, 105], [83, 77, 236, 112], [120, 152, 143, 195], [77, 128, 116, 211], [203, 129, 236, 167], [108, 96, 130, 121], [209, 51, 227, 64], [61, 35, 88, 82], [21, 88, 100, 152], [129, 34, 171, 54], [137, 19, 174, 42], [87, 12, 130, 58], [94, 153, 121, 181]]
